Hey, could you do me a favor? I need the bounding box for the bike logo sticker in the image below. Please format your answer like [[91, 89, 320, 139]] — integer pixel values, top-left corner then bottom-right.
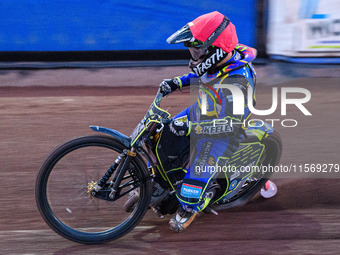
[[229, 180, 238, 190], [181, 183, 202, 199], [194, 141, 213, 177]]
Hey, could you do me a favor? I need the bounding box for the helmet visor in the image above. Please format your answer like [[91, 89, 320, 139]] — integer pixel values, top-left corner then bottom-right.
[[166, 24, 193, 44]]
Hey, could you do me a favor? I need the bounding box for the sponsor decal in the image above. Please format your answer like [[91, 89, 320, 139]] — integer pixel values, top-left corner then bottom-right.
[[202, 124, 233, 134], [180, 183, 202, 199], [229, 180, 238, 190], [194, 123, 233, 135], [192, 48, 228, 76], [195, 124, 203, 134], [194, 141, 213, 177], [208, 156, 215, 166]]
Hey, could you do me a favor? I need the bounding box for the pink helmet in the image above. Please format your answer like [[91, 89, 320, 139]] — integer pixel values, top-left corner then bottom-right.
[[167, 11, 239, 76]]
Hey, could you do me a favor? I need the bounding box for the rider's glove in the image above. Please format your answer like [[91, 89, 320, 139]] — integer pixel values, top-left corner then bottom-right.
[[159, 78, 181, 97], [169, 119, 189, 136]]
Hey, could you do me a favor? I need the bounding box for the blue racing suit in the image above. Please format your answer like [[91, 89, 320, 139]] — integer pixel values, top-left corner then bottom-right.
[[172, 44, 257, 212]]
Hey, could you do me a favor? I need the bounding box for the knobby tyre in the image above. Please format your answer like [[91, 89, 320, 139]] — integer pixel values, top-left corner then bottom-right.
[[240, 130, 283, 196], [236, 130, 283, 199], [215, 131, 282, 208], [35, 135, 152, 244]]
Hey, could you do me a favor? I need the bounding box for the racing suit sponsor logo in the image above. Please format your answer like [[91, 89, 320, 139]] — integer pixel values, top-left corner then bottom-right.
[[194, 141, 213, 177], [229, 180, 238, 190], [180, 183, 202, 199], [195, 124, 203, 134], [208, 156, 215, 166], [202, 124, 233, 134], [194, 123, 233, 135], [192, 48, 227, 76]]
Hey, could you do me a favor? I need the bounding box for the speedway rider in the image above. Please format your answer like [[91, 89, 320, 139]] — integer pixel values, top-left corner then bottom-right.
[[159, 11, 258, 232]]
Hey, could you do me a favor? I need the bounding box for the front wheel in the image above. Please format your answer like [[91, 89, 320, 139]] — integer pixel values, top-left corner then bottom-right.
[[35, 135, 152, 244]]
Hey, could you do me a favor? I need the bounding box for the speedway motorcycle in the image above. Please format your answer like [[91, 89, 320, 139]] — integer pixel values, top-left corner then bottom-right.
[[36, 88, 282, 244]]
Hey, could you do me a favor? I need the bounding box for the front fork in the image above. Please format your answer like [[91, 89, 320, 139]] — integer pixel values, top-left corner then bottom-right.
[[90, 147, 137, 200]]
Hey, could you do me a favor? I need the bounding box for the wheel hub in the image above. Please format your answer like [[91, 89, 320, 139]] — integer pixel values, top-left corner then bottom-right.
[[87, 181, 97, 198]]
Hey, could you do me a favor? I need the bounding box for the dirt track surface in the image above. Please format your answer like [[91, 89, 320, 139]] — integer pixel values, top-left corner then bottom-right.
[[1, 66, 340, 254]]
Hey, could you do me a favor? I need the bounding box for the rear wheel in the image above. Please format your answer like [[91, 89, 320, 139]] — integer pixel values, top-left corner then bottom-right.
[[234, 131, 282, 198], [35, 135, 152, 244], [212, 131, 282, 209]]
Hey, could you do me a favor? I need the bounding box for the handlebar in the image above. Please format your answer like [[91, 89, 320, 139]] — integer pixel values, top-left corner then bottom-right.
[[130, 89, 172, 147], [161, 118, 172, 124], [156, 118, 172, 133]]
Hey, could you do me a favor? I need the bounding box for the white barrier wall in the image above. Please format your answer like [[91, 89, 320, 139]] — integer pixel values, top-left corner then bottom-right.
[[267, 0, 340, 59]]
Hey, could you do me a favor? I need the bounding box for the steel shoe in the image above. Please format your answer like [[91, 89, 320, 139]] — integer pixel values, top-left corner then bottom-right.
[[169, 206, 199, 232]]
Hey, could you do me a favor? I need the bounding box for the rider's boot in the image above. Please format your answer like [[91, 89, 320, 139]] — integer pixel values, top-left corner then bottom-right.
[[168, 181, 219, 232], [169, 206, 199, 232]]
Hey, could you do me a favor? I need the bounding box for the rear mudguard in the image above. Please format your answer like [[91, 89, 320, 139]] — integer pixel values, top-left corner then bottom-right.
[[90, 126, 131, 148], [212, 121, 275, 210]]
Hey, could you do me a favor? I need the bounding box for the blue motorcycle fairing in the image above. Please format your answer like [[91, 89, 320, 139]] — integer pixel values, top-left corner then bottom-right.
[[90, 126, 131, 148]]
